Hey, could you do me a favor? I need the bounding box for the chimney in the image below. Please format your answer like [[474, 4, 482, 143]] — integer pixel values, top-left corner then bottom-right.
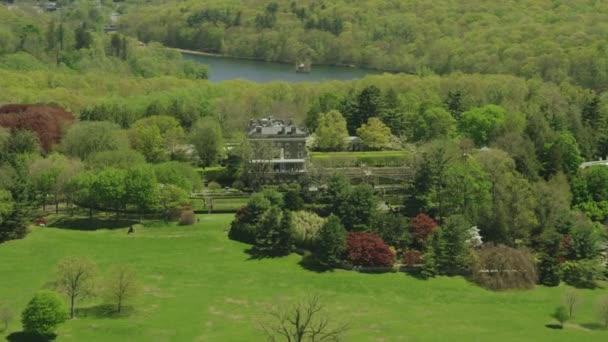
[[255, 126, 262, 133], [291, 126, 297, 134], [280, 126, 286, 134]]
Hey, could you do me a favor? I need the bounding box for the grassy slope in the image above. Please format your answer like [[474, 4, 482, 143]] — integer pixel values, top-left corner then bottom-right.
[[0, 214, 607, 341]]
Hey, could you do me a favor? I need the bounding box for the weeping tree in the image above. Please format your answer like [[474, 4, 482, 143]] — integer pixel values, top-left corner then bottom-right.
[[471, 244, 537, 291]]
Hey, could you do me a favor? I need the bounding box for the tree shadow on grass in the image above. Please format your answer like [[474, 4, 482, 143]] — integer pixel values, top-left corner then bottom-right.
[[297, 254, 334, 273], [544, 324, 562, 330], [6, 332, 57, 342], [580, 323, 605, 330], [75, 304, 134, 319], [243, 247, 287, 260], [48, 217, 140, 231]]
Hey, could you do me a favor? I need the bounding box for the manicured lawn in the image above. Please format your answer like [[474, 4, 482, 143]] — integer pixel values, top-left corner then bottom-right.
[[310, 151, 409, 167], [1, 214, 607, 341], [191, 197, 249, 212], [310, 151, 408, 159]]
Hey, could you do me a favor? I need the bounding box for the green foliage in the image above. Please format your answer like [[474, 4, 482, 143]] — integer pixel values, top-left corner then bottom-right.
[[21, 291, 68, 336], [283, 187, 304, 211], [560, 260, 602, 289], [154, 162, 200, 192], [229, 192, 273, 243], [438, 215, 472, 271], [372, 213, 410, 248], [125, 165, 160, 213], [538, 253, 561, 287], [129, 116, 184, 163], [87, 149, 146, 170], [61, 121, 128, 161], [459, 105, 505, 147], [325, 175, 376, 231], [551, 306, 569, 328], [255, 206, 292, 256], [314, 110, 348, 151], [290, 210, 326, 249], [189, 117, 224, 167], [91, 168, 128, 215], [6, 129, 40, 155], [544, 132, 584, 177], [118, 0, 608, 90], [356, 117, 392, 150], [572, 166, 608, 222], [317, 215, 346, 267]]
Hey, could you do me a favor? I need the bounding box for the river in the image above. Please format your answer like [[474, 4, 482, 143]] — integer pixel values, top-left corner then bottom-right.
[[182, 52, 378, 83]]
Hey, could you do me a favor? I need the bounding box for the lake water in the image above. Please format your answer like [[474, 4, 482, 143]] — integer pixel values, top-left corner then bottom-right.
[[183, 53, 378, 83]]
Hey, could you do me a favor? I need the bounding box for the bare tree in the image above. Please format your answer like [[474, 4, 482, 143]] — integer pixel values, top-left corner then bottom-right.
[[241, 139, 277, 190], [0, 303, 13, 332], [55, 257, 97, 318], [563, 289, 580, 319], [598, 296, 608, 329], [260, 295, 348, 342], [104, 265, 140, 313]]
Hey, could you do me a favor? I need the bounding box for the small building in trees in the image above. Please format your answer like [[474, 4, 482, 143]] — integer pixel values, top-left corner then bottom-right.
[[247, 117, 309, 179]]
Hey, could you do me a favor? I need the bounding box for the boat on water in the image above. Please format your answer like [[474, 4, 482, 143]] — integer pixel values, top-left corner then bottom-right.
[[295, 60, 311, 73]]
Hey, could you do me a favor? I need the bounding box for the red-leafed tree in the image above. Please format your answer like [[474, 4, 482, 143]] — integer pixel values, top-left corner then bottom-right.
[[402, 250, 423, 266], [410, 213, 438, 245], [0, 104, 75, 153], [345, 232, 394, 267]]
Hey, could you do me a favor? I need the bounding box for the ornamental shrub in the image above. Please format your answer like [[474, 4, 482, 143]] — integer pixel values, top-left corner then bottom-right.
[[21, 291, 68, 336], [178, 209, 195, 225], [538, 253, 561, 287], [228, 193, 272, 243], [410, 213, 437, 247], [316, 215, 346, 267], [560, 259, 602, 288], [291, 211, 327, 249], [255, 207, 292, 256], [402, 250, 423, 266], [345, 232, 394, 267]]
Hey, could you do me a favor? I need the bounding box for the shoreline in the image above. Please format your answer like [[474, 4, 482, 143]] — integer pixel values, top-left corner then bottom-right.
[[174, 48, 393, 73]]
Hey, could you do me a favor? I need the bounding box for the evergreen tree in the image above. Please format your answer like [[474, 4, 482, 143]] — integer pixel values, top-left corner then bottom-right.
[[440, 215, 471, 270], [0, 158, 33, 243], [74, 23, 92, 50], [444, 90, 465, 120], [255, 207, 292, 256], [582, 96, 601, 127], [317, 215, 346, 267], [352, 85, 385, 134]]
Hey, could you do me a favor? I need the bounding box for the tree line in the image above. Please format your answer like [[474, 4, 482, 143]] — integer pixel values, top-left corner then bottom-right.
[[119, 0, 608, 90]]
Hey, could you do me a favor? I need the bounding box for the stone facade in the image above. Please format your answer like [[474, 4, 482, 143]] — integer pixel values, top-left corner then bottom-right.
[[247, 118, 308, 174]]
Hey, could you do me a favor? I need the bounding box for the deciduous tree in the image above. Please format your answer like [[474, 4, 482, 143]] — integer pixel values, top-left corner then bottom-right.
[[104, 265, 140, 313], [314, 110, 348, 151], [55, 257, 97, 318], [189, 117, 224, 167], [356, 117, 391, 150], [21, 291, 68, 336]]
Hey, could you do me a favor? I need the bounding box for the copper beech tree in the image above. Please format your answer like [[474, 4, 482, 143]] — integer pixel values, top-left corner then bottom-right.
[[0, 104, 74, 153]]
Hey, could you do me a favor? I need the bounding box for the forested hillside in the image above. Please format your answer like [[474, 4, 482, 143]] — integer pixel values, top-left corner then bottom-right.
[[118, 0, 608, 90]]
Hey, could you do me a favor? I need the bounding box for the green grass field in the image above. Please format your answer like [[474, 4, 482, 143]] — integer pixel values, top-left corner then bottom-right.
[[191, 197, 249, 212], [310, 151, 409, 159], [1, 214, 607, 341], [310, 151, 409, 168]]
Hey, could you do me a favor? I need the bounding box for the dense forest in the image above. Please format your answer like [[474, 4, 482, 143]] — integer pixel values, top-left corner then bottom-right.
[[118, 0, 608, 90]]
